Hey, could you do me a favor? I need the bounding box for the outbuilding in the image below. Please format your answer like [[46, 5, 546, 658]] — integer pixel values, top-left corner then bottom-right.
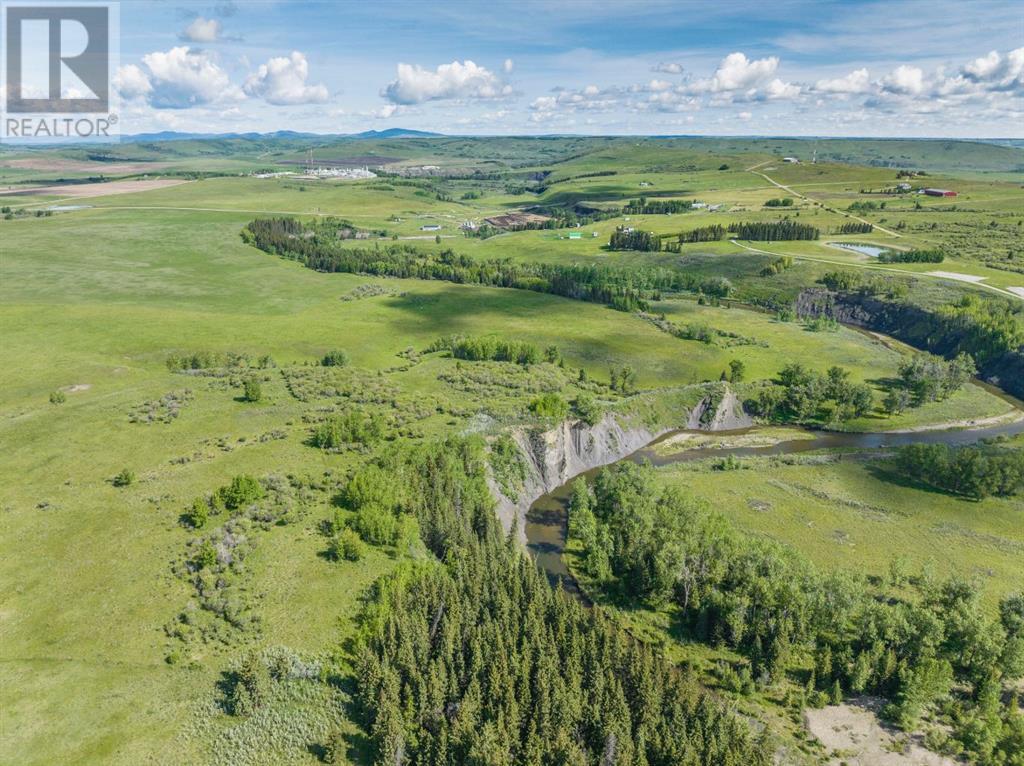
[[921, 188, 957, 197]]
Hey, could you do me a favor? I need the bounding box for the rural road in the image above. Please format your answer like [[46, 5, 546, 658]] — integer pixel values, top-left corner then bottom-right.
[[748, 167, 902, 238]]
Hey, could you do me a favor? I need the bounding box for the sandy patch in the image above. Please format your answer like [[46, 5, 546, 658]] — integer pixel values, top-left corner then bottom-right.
[[653, 427, 815, 455], [0, 157, 169, 174], [806, 697, 956, 766], [0, 179, 188, 198], [63, 384, 91, 393], [884, 408, 1024, 434], [926, 270, 987, 284]]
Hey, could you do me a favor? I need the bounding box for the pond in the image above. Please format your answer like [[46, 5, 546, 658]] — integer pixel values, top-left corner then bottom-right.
[[827, 242, 889, 258]]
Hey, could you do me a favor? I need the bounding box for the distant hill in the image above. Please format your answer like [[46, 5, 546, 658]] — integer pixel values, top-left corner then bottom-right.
[[122, 128, 443, 143]]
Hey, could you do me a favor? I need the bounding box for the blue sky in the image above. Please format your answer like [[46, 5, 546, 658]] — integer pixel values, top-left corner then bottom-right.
[[110, 0, 1023, 136]]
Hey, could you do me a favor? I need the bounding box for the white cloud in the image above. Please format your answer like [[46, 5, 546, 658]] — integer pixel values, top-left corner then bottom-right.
[[243, 51, 328, 105], [706, 52, 779, 92], [114, 64, 153, 99], [738, 111, 752, 120], [653, 62, 684, 74], [136, 47, 243, 108], [764, 78, 801, 100], [645, 79, 673, 92], [815, 68, 870, 94], [372, 104, 403, 119], [181, 16, 222, 43], [383, 60, 512, 105], [880, 65, 925, 95], [961, 47, 1023, 90], [504, 58, 514, 73]]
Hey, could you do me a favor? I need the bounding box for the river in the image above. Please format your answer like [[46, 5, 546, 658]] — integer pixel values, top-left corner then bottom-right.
[[526, 410, 1024, 595]]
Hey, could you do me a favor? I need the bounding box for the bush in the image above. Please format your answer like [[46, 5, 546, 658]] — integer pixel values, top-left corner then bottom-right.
[[529, 393, 569, 420], [185, 498, 209, 528], [330, 528, 367, 561], [352, 503, 397, 545], [573, 393, 603, 426], [112, 468, 135, 487], [218, 474, 264, 510], [242, 378, 262, 403], [49, 390, 66, 405], [321, 349, 350, 367], [311, 410, 386, 449]]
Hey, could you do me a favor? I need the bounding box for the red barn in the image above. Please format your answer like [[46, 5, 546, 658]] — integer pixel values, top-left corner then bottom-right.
[[922, 188, 957, 197]]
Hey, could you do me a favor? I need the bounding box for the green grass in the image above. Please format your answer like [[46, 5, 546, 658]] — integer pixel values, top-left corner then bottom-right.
[[658, 451, 1024, 606], [2, 138, 1023, 765]]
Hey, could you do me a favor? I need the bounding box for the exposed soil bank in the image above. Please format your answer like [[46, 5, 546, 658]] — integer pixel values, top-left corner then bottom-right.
[[489, 390, 752, 543], [796, 287, 1024, 399]]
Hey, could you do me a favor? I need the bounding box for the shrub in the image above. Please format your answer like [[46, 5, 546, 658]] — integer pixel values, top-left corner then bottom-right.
[[330, 528, 367, 561], [218, 474, 264, 510], [321, 349, 350, 367], [352, 503, 397, 546], [185, 498, 209, 528], [573, 393, 603, 426], [311, 410, 386, 449], [242, 378, 262, 403], [49, 390, 66, 405], [112, 468, 135, 487], [529, 393, 569, 420]]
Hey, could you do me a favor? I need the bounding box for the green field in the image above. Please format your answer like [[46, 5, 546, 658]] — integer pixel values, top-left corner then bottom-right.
[[2, 135, 1023, 765]]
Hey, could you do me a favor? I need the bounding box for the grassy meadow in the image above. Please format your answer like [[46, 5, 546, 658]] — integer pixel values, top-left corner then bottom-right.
[[1, 136, 1022, 765]]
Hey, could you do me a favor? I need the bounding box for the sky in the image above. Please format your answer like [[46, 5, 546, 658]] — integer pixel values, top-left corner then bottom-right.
[[104, 0, 1024, 137]]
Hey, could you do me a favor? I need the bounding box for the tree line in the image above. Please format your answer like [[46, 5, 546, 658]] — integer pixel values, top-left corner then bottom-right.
[[608, 227, 661, 252], [623, 196, 695, 215], [429, 335, 542, 365], [731, 221, 819, 241], [878, 248, 945, 264], [893, 443, 1024, 499], [836, 222, 873, 234], [243, 217, 734, 312]]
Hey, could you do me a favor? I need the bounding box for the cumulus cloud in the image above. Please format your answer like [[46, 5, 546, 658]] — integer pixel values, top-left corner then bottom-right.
[[180, 16, 221, 43], [880, 65, 925, 96], [116, 47, 242, 108], [113, 63, 153, 99], [815, 68, 870, 94], [960, 47, 1023, 90], [504, 58, 514, 73], [243, 51, 328, 105], [764, 78, 801, 100], [383, 60, 512, 105], [704, 52, 779, 92]]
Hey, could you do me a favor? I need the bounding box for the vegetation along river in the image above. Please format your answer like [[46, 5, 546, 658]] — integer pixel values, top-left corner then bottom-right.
[[526, 401, 1024, 597]]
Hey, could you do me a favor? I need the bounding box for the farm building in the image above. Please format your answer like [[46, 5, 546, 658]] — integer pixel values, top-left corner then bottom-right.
[[783, 157, 800, 163], [420, 224, 442, 231], [921, 188, 957, 197]]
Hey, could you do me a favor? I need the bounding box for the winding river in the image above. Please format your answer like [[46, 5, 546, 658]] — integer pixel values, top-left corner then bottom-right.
[[526, 403, 1024, 595]]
